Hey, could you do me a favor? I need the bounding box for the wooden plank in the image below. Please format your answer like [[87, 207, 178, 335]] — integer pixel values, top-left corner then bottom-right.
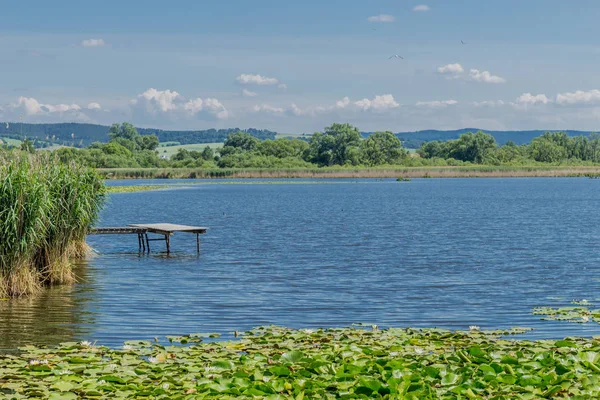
[[128, 223, 208, 234], [89, 227, 148, 235]]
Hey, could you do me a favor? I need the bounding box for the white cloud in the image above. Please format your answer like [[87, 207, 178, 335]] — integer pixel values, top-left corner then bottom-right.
[[336, 97, 350, 109], [511, 93, 551, 110], [131, 88, 228, 119], [253, 104, 285, 114], [277, 83, 287, 90], [87, 102, 101, 110], [437, 63, 464, 78], [242, 89, 258, 97], [355, 94, 399, 111], [81, 39, 105, 47], [437, 64, 505, 84], [236, 74, 281, 86], [252, 96, 353, 117], [202, 98, 229, 119], [472, 100, 505, 108], [367, 14, 395, 23], [14, 97, 44, 115], [132, 88, 182, 113], [11, 97, 83, 115], [556, 89, 600, 105], [413, 5, 431, 12], [416, 100, 458, 108], [468, 69, 506, 84]]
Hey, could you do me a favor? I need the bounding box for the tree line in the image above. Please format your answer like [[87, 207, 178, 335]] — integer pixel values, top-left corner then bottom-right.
[[45, 122, 600, 169]]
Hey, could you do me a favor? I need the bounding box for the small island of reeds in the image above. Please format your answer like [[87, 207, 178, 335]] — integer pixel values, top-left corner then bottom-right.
[[0, 151, 106, 297]]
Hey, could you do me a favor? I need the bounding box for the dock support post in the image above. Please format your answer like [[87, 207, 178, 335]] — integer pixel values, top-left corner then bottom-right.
[[145, 233, 150, 252], [196, 233, 200, 253], [137, 234, 142, 251], [166, 234, 171, 254]]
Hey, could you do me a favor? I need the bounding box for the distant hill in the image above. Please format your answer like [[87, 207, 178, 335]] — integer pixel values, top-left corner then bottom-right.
[[1, 123, 597, 149], [0, 122, 277, 147], [384, 128, 598, 148]]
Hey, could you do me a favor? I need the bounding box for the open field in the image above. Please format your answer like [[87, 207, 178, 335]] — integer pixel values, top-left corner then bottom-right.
[[275, 132, 311, 139], [157, 142, 223, 158], [97, 166, 600, 179], [0, 137, 22, 147]]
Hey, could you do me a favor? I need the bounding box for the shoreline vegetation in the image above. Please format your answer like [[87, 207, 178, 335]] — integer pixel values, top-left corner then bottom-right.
[[52, 123, 600, 177], [0, 152, 105, 297], [98, 166, 600, 179], [3, 325, 600, 398]]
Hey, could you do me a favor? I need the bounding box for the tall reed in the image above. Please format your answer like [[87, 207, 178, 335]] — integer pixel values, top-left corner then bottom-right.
[[0, 151, 106, 297]]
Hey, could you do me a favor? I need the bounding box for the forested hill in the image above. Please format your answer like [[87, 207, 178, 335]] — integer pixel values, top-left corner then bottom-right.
[[136, 127, 276, 144], [1, 122, 596, 148], [389, 128, 597, 148], [0, 122, 277, 146]]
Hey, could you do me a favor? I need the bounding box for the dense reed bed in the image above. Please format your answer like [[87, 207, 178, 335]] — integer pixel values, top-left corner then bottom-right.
[[98, 166, 600, 179], [0, 151, 106, 297]]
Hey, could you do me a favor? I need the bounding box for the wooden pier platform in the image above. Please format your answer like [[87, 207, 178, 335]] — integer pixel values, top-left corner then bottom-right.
[[89, 223, 208, 253]]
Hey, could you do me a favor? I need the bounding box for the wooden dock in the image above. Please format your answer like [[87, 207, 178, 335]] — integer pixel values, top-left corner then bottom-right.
[[89, 223, 208, 253]]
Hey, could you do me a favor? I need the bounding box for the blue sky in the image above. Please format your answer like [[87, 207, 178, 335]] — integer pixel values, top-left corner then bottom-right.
[[1, 0, 600, 133]]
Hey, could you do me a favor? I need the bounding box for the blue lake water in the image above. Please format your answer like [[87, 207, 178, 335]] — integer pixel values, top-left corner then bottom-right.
[[2, 178, 600, 350]]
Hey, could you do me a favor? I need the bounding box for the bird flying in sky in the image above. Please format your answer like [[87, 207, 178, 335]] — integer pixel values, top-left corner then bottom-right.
[[389, 54, 404, 60], [461, 40, 467, 45]]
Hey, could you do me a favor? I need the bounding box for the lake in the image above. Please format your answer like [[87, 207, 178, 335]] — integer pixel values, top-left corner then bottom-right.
[[2, 178, 600, 350]]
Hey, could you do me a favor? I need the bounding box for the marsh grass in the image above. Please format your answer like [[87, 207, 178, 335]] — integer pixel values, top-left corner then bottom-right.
[[0, 152, 106, 297], [98, 165, 600, 179]]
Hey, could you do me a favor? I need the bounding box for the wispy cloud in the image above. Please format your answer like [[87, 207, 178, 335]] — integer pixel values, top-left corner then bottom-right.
[[252, 104, 285, 114], [367, 14, 395, 23], [469, 69, 506, 84], [472, 100, 506, 108], [81, 39, 105, 47], [412, 5, 431, 12], [416, 100, 458, 108], [242, 89, 258, 97], [556, 89, 600, 105], [236, 73, 282, 86], [437, 63, 506, 83]]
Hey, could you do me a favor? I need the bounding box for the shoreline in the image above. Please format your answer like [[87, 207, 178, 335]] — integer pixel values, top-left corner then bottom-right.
[[98, 166, 600, 179]]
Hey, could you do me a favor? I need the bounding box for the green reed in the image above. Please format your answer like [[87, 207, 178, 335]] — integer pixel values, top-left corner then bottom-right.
[[0, 151, 106, 297]]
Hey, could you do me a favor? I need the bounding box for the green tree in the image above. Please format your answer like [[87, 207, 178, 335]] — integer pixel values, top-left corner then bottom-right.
[[223, 132, 260, 151], [447, 132, 497, 163], [201, 146, 215, 161], [258, 139, 309, 159], [360, 131, 407, 166], [108, 122, 139, 141], [305, 123, 361, 166], [529, 136, 568, 163]]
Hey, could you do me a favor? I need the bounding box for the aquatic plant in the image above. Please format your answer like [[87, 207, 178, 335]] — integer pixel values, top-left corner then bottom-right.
[[107, 185, 168, 193], [0, 152, 106, 297], [3, 325, 600, 398]]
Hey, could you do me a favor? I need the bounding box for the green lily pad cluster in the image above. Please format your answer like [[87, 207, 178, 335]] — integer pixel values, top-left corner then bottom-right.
[[2, 326, 600, 399], [533, 305, 600, 324]]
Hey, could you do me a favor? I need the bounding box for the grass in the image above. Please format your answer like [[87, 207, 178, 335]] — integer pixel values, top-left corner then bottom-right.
[[0, 137, 22, 147], [2, 325, 600, 398], [97, 166, 600, 180], [157, 143, 223, 159], [0, 151, 106, 297], [107, 185, 169, 193]]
